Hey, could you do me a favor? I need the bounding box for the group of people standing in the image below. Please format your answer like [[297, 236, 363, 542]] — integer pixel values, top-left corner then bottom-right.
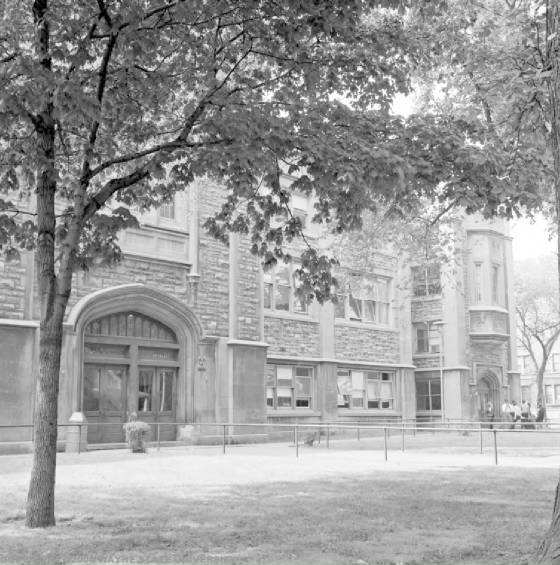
[[483, 399, 546, 429]]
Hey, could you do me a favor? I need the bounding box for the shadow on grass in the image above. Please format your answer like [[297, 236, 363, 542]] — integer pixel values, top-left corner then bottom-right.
[[0, 467, 555, 565]]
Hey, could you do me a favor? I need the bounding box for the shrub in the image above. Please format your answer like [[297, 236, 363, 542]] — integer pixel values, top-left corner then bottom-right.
[[123, 418, 151, 453]]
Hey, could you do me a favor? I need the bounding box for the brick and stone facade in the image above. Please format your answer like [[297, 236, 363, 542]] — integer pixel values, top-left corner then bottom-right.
[[0, 179, 519, 447]]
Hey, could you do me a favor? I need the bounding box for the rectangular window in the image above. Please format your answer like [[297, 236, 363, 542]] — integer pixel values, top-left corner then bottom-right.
[[416, 378, 441, 411], [414, 323, 441, 354], [521, 385, 531, 403], [411, 265, 441, 297], [266, 365, 314, 409], [337, 369, 394, 410], [159, 199, 176, 220], [473, 263, 483, 304], [263, 263, 308, 314], [553, 354, 560, 372], [555, 385, 560, 405], [338, 274, 391, 325], [491, 264, 500, 304], [545, 384, 554, 405]]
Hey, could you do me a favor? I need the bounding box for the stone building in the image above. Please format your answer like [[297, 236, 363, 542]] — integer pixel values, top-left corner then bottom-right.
[[0, 177, 520, 446]]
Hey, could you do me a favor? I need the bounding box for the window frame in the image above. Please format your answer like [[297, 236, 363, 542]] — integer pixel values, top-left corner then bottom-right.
[[411, 264, 442, 297], [263, 262, 308, 314], [335, 273, 392, 326], [416, 377, 442, 412], [337, 369, 395, 411], [473, 262, 483, 304], [414, 323, 441, 354], [266, 365, 315, 410]]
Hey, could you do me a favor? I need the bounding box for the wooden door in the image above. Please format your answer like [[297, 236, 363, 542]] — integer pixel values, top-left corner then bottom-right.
[[84, 364, 127, 443]]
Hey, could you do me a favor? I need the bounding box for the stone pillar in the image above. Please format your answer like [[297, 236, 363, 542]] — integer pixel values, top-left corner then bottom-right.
[[399, 368, 416, 423], [65, 412, 87, 453], [318, 361, 338, 421], [229, 341, 268, 439]]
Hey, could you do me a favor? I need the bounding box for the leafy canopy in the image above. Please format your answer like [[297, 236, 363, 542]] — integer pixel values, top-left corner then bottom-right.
[[0, 0, 540, 300]]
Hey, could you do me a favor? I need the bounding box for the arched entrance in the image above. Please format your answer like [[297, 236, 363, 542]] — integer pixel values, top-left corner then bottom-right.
[[67, 284, 202, 444], [476, 371, 500, 420], [83, 312, 179, 443]]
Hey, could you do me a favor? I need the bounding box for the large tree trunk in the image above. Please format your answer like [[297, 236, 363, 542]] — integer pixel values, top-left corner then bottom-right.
[[536, 3, 560, 563]]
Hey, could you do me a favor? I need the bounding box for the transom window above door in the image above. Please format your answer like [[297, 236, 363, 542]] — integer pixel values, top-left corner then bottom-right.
[[85, 312, 177, 342]]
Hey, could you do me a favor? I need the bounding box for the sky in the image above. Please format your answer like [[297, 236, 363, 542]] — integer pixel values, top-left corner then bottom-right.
[[510, 216, 555, 261]]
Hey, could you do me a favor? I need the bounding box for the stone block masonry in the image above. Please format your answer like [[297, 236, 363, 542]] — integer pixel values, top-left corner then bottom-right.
[[264, 316, 320, 357], [0, 257, 28, 319], [335, 325, 399, 364]]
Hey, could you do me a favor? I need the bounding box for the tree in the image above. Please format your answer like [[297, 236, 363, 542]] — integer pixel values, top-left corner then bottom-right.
[[516, 256, 560, 418], [0, 0, 534, 528], [408, 1, 560, 561]]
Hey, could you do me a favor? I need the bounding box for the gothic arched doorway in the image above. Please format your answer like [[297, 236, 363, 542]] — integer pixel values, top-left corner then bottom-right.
[[83, 312, 179, 443], [476, 372, 500, 420]]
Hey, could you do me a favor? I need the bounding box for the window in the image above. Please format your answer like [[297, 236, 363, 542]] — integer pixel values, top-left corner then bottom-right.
[[336, 274, 391, 325], [291, 193, 309, 229], [473, 263, 483, 304], [414, 323, 441, 354], [159, 199, 175, 220], [491, 264, 500, 304], [521, 385, 531, 403], [546, 385, 554, 405], [337, 369, 394, 410], [416, 378, 441, 411], [552, 354, 560, 372], [264, 263, 307, 314], [520, 355, 532, 372], [555, 385, 560, 405], [266, 365, 314, 409], [411, 265, 441, 297]]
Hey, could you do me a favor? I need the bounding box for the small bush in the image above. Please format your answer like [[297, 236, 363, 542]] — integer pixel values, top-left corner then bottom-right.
[[123, 419, 151, 453]]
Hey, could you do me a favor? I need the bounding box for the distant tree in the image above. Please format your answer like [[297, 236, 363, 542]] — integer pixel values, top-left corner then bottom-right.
[[0, 0, 536, 528], [516, 256, 560, 419]]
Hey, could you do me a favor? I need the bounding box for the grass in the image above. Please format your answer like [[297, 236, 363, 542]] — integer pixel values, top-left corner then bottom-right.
[[0, 440, 558, 565]]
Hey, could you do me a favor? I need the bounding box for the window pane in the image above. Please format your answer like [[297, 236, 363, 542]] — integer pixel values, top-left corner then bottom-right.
[[380, 381, 392, 399], [275, 264, 290, 286], [101, 368, 124, 412], [546, 385, 554, 404], [363, 300, 375, 322], [337, 373, 351, 408], [295, 367, 312, 377], [334, 295, 345, 318], [159, 370, 174, 412], [265, 365, 276, 387], [293, 293, 308, 313], [295, 398, 310, 408], [277, 387, 293, 407], [416, 328, 428, 353], [367, 377, 380, 399], [348, 295, 362, 320], [266, 387, 274, 407], [296, 376, 312, 396], [277, 366, 293, 386], [264, 283, 273, 309], [83, 366, 100, 412], [275, 285, 290, 311], [416, 381, 429, 396], [555, 385, 560, 404], [430, 380, 440, 394], [138, 369, 153, 412], [377, 303, 389, 325], [431, 395, 441, 410]]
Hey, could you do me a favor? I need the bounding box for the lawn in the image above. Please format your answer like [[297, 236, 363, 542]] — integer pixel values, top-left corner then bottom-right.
[[0, 443, 558, 565]]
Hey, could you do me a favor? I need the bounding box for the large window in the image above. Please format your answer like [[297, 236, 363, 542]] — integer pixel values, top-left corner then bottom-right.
[[264, 263, 307, 314], [473, 263, 483, 304], [416, 378, 441, 411], [545, 384, 560, 405], [552, 353, 560, 372], [335, 274, 391, 325], [491, 264, 501, 305], [411, 265, 441, 297], [266, 365, 314, 409], [414, 323, 441, 354], [337, 369, 394, 410]]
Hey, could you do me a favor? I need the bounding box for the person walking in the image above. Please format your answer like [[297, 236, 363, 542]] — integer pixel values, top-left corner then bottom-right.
[[486, 401, 495, 429], [521, 400, 530, 429], [502, 399, 512, 428], [512, 400, 522, 429]]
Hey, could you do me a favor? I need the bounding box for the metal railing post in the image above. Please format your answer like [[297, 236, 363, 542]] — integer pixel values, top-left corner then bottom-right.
[[493, 429, 498, 465], [401, 424, 405, 452], [384, 426, 388, 461], [223, 424, 226, 454], [357, 426, 360, 441], [326, 424, 330, 448], [157, 422, 161, 451], [479, 423, 483, 454], [295, 425, 299, 458]]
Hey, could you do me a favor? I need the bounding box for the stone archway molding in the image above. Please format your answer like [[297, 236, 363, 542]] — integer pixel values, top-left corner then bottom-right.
[[67, 283, 203, 341], [65, 283, 203, 423]]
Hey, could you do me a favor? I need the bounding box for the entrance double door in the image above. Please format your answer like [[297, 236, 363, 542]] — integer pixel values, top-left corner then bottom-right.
[[84, 364, 177, 444]]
